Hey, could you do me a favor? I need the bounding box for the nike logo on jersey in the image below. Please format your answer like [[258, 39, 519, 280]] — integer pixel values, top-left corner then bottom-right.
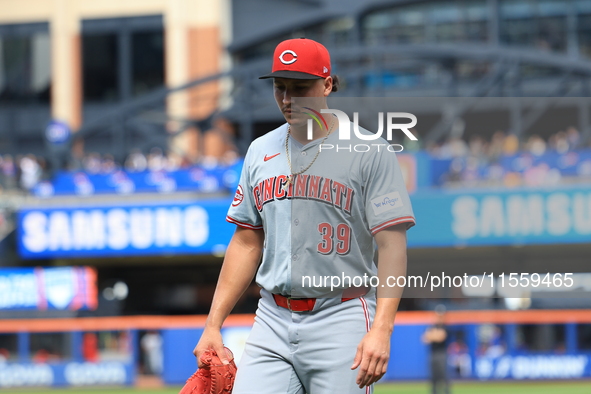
[[264, 153, 281, 161]]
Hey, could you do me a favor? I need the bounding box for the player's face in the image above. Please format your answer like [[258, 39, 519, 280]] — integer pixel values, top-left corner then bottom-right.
[[273, 77, 332, 127]]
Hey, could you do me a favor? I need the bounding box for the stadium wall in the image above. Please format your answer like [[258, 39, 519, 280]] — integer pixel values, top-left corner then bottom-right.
[[0, 0, 229, 157], [1, 311, 591, 388]]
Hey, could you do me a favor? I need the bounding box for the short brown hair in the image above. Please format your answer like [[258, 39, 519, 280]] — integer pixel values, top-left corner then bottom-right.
[[331, 75, 340, 92]]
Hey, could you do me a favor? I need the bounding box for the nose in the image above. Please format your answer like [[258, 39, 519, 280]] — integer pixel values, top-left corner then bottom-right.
[[282, 89, 292, 105]]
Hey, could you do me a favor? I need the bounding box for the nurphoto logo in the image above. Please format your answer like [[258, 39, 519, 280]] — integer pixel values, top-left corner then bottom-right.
[[304, 108, 418, 153]]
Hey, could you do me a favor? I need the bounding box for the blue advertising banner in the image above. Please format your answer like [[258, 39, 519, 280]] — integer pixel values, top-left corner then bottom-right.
[[409, 186, 591, 248], [17, 199, 235, 259], [0, 267, 97, 310], [160, 323, 591, 384], [16, 186, 591, 259], [0, 361, 134, 388], [32, 161, 242, 197], [474, 354, 591, 380]]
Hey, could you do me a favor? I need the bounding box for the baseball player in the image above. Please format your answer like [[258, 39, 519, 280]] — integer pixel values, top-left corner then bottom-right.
[[194, 38, 415, 394]]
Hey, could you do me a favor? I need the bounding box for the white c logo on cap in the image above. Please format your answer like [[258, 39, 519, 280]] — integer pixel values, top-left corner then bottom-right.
[[279, 50, 297, 65]]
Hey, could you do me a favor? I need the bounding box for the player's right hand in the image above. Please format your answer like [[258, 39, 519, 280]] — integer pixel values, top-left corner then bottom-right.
[[193, 328, 231, 367]]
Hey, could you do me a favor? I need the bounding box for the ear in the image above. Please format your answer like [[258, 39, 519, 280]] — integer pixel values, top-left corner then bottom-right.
[[323, 76, 333, 97]]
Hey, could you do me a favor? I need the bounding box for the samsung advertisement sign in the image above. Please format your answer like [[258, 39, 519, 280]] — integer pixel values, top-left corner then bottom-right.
[[16, 187, 591, 259], [409, 186, 591, 248], [17, 200, 235, 259]]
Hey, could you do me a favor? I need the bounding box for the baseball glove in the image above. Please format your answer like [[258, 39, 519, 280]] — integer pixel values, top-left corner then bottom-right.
[[179, 347, 237, 394]]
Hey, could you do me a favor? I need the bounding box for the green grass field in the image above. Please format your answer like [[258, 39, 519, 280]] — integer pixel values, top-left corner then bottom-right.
[[1, 381, 590, 394]]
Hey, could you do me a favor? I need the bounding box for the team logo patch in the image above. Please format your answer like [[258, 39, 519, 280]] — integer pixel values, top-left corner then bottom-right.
[[279, 50, 297, 65], [371, 191, 403, 216], [232, 185, 244, 207]]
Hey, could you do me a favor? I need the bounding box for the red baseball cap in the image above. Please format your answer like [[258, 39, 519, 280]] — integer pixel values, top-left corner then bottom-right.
[[259, 38, 331, 80]]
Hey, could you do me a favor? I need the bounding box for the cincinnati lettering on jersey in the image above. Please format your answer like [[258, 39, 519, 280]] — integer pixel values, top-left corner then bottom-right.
[[253, 174, 354, 214]]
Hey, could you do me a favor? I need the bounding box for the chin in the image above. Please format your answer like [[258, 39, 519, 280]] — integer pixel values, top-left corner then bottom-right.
[[289, 121, 307, 130], [286, 116, 307, 128]]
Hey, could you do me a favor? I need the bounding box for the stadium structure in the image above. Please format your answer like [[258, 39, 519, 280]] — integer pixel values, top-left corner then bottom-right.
[[1, 0, 591, 389]]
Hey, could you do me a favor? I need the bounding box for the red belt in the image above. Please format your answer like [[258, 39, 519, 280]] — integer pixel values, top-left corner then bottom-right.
[[272, 294, 358, 312]]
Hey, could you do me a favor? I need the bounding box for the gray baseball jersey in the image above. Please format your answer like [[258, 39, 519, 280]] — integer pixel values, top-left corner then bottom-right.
[[227, 122, 415, 298]]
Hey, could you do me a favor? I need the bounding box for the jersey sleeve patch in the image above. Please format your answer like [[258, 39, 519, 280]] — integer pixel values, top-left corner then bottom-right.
[[232, 185, 244, 207], [370, 191, 403, 216]]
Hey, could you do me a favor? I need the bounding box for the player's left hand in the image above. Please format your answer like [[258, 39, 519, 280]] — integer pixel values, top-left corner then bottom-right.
[[351, 327, 390, 388]]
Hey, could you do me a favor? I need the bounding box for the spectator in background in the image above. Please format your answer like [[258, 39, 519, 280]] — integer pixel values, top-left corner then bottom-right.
[[422, 305, 450, 394], [118, 331, 131, 355], [0, 348, 9, 363], [125, 149, 148, 172], [487, 130, 506, 162], [147, 147, 166, 172], [19, 154, 42, 190], [461, 156, 480, 185], [83, 153, 102, 174], [202, 116, 238, 166], [32, 348, 61, 363], [467, 136, 490, 176], [141, 331, 163, 375], [82, 332, 99, 362], [448, 338, 471, 378], [69, 138, 85, 171], [444, 159, 464, 184], [32, 349, 50, 363], [1, 154, 16, 189], [525, 134, 546, 156], [503, 133, 519, 156], [485, 326, 505, 358], [524, 163, 561, 187], [549, 131, 569, 154], [468, 135, 486, 158], [101, 154, 118, 174], [164, 151, 182, 172], [438, 137, 468, 159]]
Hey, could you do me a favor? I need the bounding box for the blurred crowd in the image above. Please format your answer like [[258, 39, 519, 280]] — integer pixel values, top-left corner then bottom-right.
[[424, 127, 591, 188], [72, 148, 186, 174], [1, 122, 589, 194], [426, 127, 582, 160], [0, 116, 239, 194], [0, 153, 46, 192]]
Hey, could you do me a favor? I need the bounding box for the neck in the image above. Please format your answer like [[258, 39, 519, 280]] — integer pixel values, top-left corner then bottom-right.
[[288, 124, 320, 145]]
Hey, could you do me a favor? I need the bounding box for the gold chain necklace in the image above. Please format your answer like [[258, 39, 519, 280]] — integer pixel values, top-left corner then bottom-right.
[[283, 116, 335, 191]]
